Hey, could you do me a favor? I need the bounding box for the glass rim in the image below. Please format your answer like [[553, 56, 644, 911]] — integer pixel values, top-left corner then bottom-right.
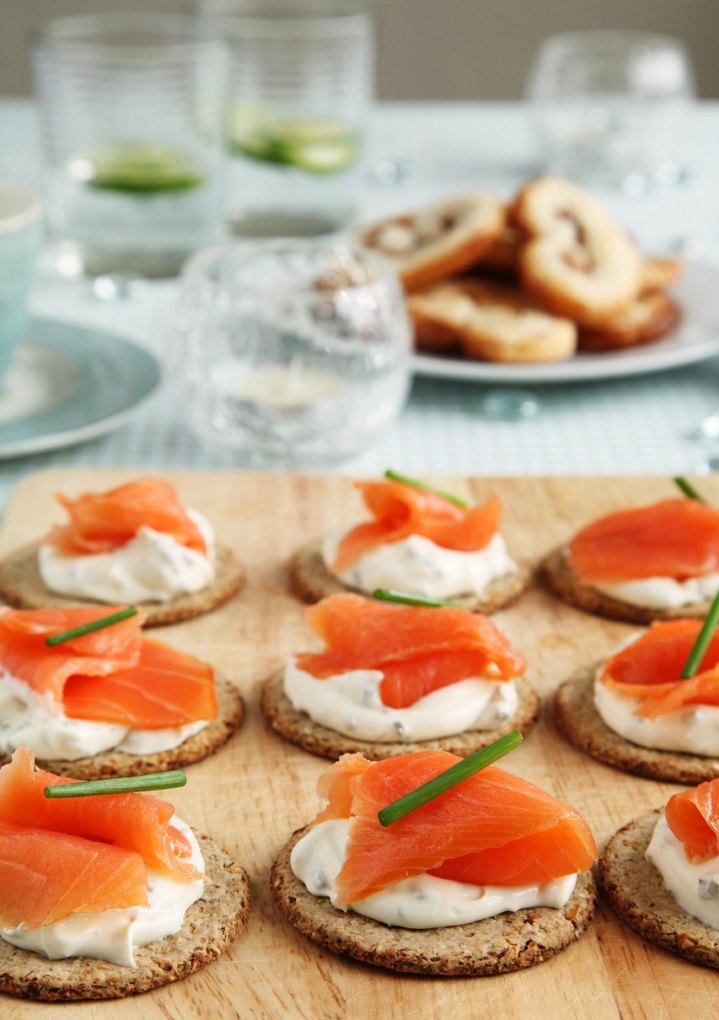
[[181, 238, 401, 295], [33, 13, 222, 54], [202, 3, 372, 40], [534, 29, 692, 54]]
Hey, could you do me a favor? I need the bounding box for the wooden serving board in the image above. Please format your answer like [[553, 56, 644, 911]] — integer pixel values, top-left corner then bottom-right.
[[1, 469, 717, 1020]]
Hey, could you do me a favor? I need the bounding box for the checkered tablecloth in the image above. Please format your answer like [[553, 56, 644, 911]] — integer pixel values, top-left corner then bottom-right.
[[2, 98, 719, 515]]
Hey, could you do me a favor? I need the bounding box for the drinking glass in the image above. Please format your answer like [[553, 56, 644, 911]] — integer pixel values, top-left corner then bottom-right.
[[172, 239, 411, 464], [33, 14, 226, 278], [199, 0, 374, 236], [526, 31, 696, 192]]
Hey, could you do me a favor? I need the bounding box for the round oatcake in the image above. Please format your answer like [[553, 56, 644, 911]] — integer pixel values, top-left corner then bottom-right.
[[0, 542, 245, 627], [554, 665, 719, 785], [271, 826, 596, 976], [0, 834, 251, 1001], [261, 671, 540, 760], [288, 538, 531, 613], [599, 810, 719, 969], [540, 546, 713, 624], [0, 675, 245, 780]]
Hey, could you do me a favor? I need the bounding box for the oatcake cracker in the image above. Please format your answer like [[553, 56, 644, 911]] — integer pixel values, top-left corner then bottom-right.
[[555, 665, 719, 784], [540, 545, 713, 624], [271, 827, 596, 976], [288, 538, 531, 613], [261, 671, 539, 760], [599, 810, 719, 970], [0, 542, 245, 626], [0, 834, 251, 1001], [0, 676, 245, 780]]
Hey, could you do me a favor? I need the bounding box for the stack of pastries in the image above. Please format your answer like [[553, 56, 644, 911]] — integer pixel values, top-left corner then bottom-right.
[[357, 177, 682, 364]]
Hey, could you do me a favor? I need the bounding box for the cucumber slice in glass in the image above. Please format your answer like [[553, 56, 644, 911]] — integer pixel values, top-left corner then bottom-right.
[[78, 144, 205, 193], [226, 110, 357, 174]]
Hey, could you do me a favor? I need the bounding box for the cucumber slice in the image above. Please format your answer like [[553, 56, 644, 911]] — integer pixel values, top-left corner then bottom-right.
[[80, 145, 205, 193], [226, 112, 357, 174]]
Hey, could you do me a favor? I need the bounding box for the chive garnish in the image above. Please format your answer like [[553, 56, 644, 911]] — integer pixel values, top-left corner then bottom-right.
[[373, 588, 462, 608], [45, 606, 138, 647], [680, 590, 719, 679], [44, 770, 187, 799], [377, 730, 523, 827], [384, 469, 469, 509], [673, 476, 707, 503]]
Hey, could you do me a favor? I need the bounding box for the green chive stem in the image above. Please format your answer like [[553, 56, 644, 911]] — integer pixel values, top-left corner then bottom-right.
[[377, 730, 523, 827], [680, 591, 719, 679], [673, 477, 707, 503], [372, 588, 462, 608], [384, 469, 468, 508], [44, 770, 187, 798], [45, 606, 138, 647]]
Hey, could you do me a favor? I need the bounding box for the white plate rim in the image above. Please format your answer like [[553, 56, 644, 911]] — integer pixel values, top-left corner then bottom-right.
[[410, 259, 719, 385]]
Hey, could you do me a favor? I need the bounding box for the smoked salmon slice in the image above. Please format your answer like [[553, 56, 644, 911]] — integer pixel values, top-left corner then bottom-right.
[[665, 778, 719, 863], [0, 820, 148, 928], [332, 480, 501, 572], [599, 619, 719, 718], [295, 594, 525, 709], [315, 751, 597, 902], [0, 747, 200, 881], [568, 498, 719, 584], [0, 606, 217, 728], [44, 476, 207, 555]]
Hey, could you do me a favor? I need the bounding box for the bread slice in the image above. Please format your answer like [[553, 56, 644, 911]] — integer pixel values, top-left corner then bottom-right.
[[512, 177, 643, 327], [357, 193, 505, 292], [271, 826, 596, 976], [540, 545, 714, 624], [640, 257, 683, 294], [288, 538, 531, 614], [578, 291, 680, 352], [261, 670, 539, 760], [0, 675, 245, 780], [0, 834, 251, 1001], [0, 543, 245, 627], [599, 810, 719, 970], [410, 279, 577, 363], [554, 665, 719, 785]]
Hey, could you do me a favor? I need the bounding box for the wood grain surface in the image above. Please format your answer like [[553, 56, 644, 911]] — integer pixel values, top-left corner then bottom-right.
[[1, 469, 717, 1020]]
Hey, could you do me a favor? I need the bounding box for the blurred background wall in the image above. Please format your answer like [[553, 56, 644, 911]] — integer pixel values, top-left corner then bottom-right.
[[3, 0, 719, 98]]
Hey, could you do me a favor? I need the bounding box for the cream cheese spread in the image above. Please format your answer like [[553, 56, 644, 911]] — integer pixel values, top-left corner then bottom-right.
[[0, 817, 205, 966], [646, 814, 719, 929], [291, 819, 576, 929], [322, 529, 516, 600], [38, 509, 215, 605], [0, 670, 209, 761], [283, 659, 517, 742], [594, 675, 719, 756], [594, 573, 719, 610]]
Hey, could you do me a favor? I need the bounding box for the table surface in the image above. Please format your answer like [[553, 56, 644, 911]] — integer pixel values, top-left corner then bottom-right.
[[5, 469, 719, 1020], [2, 99, 719, 515]]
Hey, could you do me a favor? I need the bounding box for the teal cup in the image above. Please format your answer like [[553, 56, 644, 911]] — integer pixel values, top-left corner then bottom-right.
[[0, 184, 43, 380]]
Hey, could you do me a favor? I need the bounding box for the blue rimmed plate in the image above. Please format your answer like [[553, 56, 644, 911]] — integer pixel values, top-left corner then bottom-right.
[[0, 319, 161, 458]]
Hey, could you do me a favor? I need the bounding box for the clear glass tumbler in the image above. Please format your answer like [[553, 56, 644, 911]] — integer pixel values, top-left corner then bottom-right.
[[200, 0, 374, 236], [526, 31, 696, 192], [33, 14, 226, 278], [172, 239, 412, 465]]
